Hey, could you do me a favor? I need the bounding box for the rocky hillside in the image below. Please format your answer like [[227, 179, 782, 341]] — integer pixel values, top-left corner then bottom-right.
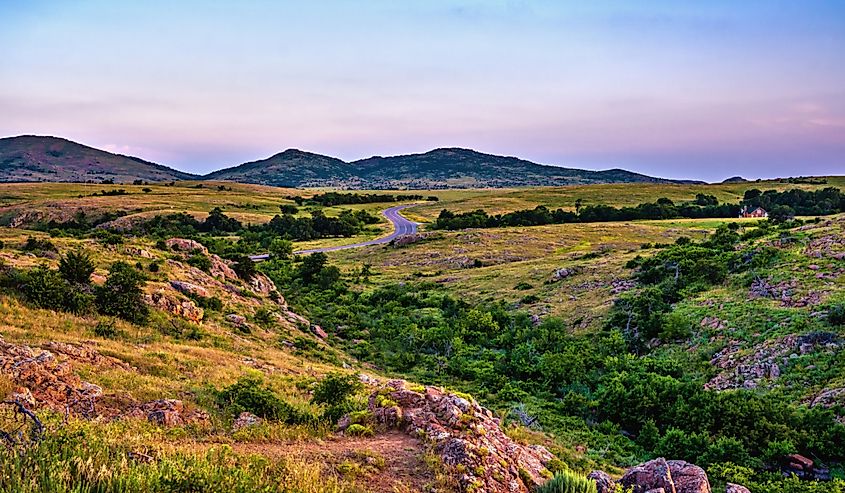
[[0, 136, 197, 183]]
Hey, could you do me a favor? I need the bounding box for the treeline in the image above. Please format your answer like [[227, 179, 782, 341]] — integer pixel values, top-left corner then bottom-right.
[[287, 192, 438, 206], [742, 187, 844, 216], [433, 188, 845, 230]]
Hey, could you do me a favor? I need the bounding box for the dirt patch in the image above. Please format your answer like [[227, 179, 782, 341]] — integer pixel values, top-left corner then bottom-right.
[[232, 431, 437, 493]]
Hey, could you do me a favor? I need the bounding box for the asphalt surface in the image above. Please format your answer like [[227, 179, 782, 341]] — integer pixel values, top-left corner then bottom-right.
[[249, 203, 419, 261]]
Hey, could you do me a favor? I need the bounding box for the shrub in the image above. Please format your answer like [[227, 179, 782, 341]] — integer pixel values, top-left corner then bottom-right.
[[231, 255, 256, 280], [345, 423, 374, 437], [537, 469, 597, 493], [216, 375, 309, 424], [187, 254, 212, 272], [95, 261, 149, 324], [312, 373, 363, 407], [21, 236, 56, 254], [827, 304, 845, 326], [94, 319, 118, 339], [20, 267, 93, 314], [148, 261, 160, 272]]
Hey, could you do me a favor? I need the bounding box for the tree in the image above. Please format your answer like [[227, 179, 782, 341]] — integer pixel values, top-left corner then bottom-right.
[[269, 239, 293, 260], [768, 204, 795, 223], [231, 255, 256, 280], [95, 261, 148, 324], [59, 249, 95, 285], [298, 252, 328, 283]]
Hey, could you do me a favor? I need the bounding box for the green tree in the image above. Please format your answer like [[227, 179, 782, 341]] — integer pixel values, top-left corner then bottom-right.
[[59, 249, 95, 285], [95, 261, 148, 324], [269, 239, 293, 260]]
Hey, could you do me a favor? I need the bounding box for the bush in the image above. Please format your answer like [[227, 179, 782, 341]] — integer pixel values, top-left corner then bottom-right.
[[536, 469, 598, 493], [20, 267, 93, 315], [312, 373, 363, 407], [231, 255, 256, 280], [94, 319, 118, 339], [148, 261, 160, 272], [216, 375, 309, 424], [344, 423, 374, 437], [828, 304, 845, 326], [21, 236, 56, 254], [95, 261, 149, 324], [59, 249, 95, 285], [186, 254, 212, 272]]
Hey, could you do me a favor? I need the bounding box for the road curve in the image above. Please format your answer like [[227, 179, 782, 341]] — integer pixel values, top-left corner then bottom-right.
[[249, 203, 420, 261]]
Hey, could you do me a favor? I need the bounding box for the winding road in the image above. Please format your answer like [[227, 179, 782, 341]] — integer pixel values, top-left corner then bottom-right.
[[249, 203, 420, 261]]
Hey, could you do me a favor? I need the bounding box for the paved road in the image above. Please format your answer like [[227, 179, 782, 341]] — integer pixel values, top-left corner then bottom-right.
[[249, 203, 420, 261]]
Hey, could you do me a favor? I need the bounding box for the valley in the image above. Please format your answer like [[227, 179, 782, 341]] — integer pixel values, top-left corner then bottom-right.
[[0, 178, 843, 492]]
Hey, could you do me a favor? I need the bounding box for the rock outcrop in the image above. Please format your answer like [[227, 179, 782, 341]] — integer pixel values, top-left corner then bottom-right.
[[354, 379, 554, 492], [165, 238, 207, 254], [618, 458, 711, 493], [145, 290, 204, 323]]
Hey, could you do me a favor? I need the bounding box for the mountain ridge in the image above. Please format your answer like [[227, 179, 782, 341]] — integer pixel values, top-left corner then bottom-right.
[[1, 135, 703, 187]]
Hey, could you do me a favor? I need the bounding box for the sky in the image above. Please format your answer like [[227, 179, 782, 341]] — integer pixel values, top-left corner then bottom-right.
[[1, 0, 843, 182]]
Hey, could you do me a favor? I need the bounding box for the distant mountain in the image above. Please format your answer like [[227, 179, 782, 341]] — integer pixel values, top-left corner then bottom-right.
[[203, 149, 355, 188], [209, 147, 700, 189], [1, 136, 702, 188], [0, 135, 197, 183], [722, 176, 748, 183]]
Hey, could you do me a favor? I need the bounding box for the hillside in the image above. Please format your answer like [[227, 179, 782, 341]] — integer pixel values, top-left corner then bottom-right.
[[0, 136, 197, 183], [209, 147, 697, 189], [203, 149, 355, 188]]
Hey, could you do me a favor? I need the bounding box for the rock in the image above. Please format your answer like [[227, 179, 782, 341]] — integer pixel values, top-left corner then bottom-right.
[[145, 290, 204, 323], [785, 454, 813, 471], [808, 264, 820, 270], [725, 484, 750, 493], [165, 238, 208, 254], [621, 458, 711, 493], [367, 379, 554, 492], [551, 268, 575, 281], [621, 458, 675, 493], [311, 324, 328, 339], [232, 411, 262, 431], [225, 314, 247, 326], [129, 399, 209, 427], [249, 273, 277, 295], [169, 280, 209, 298], [667, 460, 710, 493], [124, 246, 154, 258], [208, 255, 237, 280], [588, 470, 616, 493]]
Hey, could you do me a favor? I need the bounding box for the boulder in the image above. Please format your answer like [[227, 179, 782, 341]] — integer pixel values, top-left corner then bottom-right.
[[248, 273, 277, 295], [621, 458, 711, 493], [165, 238, 208, 254], [129, 399, 209, 427], [169, 280, 209, 298], [725, 484, 750, 493], [622, 458, 675, 493], [232, 411, 262, 431], [311, 324, 328, 339], [667, 460, 710, 493], [588, 470, 616, 493], [145, 290, 204, 323], [209, 254, 238, 281], [225, 314, 247, 326]]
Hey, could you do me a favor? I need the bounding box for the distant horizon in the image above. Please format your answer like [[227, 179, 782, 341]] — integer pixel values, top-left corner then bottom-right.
[[3, 133, 843, 184]]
